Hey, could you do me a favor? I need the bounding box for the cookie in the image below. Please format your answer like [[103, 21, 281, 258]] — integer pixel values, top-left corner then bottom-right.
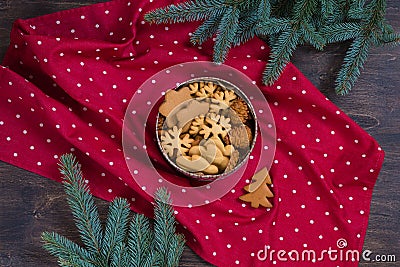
[[159, 87, 192, 117], [175, 99, 209, 128], [176, 154, 218, 175], [239, 167, 274, 208]]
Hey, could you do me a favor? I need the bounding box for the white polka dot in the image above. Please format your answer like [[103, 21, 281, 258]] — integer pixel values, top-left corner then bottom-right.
[[310, 220, 314, 224], [37, 162, 42, 166], [37, 41, 42, 45], [227, 244, 231, 248]]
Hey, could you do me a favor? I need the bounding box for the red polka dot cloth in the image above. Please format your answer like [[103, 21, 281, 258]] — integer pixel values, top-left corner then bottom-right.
[[0, 0, 384, 266]]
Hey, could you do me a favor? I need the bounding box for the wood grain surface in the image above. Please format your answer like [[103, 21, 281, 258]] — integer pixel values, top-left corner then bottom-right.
[[0, 1, 399, 266]]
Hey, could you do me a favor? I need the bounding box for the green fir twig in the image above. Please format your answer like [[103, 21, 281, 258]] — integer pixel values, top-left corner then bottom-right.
[[41, 154, 185, 267], [144, 0, 399, 95]]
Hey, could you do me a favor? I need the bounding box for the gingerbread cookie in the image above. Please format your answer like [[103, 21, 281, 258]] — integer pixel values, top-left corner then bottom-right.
[[159, 87, 192, 117], [176, 154, 219, 175], [239, 167, 274, 208]]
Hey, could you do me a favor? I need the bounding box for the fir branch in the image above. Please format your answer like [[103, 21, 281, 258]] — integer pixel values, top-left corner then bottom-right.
[[58, 154, 105, 265], [144, 0, 399, 94], [144, 0, 226, 24], [322, 22, 363, 43], [110, 243, 129, 267], [41, 232, 97, 267], [127, 214, 154, 267], [43, 154, 185, 267], [213, 6, 240, 63], [166, 233, 186, 267], [263, 28, 300, 85], [257, 0, 271, 22], [271, 0, 295, 18], [101, 198, 130, 264], [190, 12, 225, 45], [348, 0, 367, 20], [300, 22, 325, 50], [233, 9, 259, 46], [263, 0, 320, 85], [153, 188, 185, 267], [256, 18, 291, 36], [292, 0, 318, 22], [379, 32, 400, 47], [141, 250, 160, 267], [335, 37, 370, 95]]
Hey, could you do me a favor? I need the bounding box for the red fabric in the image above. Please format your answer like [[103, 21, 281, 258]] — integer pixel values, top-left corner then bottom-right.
[[0, 0, 384, 266]]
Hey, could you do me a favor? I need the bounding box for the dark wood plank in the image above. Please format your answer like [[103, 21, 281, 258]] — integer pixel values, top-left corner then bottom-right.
[[0, 1, 399, 266]]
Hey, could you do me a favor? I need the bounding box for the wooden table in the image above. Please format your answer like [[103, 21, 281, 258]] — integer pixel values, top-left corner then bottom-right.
[[0, 1, 399, 266]]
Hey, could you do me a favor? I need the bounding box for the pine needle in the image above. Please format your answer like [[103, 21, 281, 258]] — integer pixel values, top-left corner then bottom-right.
[[42, 154, 185, 267], [101, 198, 130, 264], [153, 188, 185, 267], [213, 6, 240, 63], [127, 214, 154, 267], [144, 0, 399, 94], [58, 154, 105, 264]]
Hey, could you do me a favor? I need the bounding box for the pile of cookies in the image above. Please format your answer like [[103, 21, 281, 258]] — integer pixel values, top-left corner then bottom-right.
[[157, 79, 255, 180]]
